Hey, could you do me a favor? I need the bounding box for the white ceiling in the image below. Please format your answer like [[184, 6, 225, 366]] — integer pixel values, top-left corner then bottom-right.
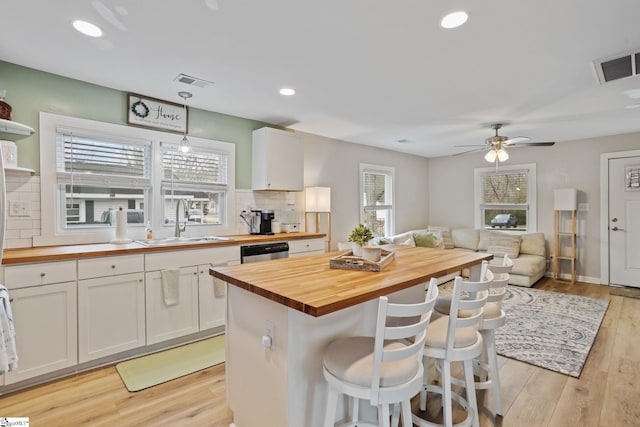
[[2, 0, 640, 158]]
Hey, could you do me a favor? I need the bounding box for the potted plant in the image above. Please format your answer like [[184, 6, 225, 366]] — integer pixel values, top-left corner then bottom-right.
[[348, 224, 374, 256]]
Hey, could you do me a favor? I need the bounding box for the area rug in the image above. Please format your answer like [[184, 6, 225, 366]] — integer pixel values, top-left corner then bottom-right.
[[116, 335, 225, 392], [609, 286, 640, 299], [495, 286, 608, 378]]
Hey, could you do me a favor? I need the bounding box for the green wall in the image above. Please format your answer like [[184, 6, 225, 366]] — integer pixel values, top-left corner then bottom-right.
[[0, 60, 267, 188]]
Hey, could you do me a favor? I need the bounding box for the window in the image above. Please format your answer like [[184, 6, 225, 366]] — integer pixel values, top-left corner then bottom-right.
[[474, 163, 537, 232], [56, 131, 151, 229], [360, 164, 394, 237], [161, 143, 229, 226], [38, 112, 235, 246]]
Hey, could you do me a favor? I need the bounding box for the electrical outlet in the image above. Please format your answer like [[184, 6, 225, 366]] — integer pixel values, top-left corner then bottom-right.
[[9, 200, 30, 217], [265, 320, 275, 342]]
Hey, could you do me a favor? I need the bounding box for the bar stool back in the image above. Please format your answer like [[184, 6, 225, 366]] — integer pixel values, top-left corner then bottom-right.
[[322, 279, 439, 427]]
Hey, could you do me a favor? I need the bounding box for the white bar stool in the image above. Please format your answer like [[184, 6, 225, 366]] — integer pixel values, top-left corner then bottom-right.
[[413, 261, 492, 427], [322, 279, 439, 427]]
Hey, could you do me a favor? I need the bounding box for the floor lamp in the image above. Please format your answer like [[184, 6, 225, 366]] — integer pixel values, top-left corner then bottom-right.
[[305, 187, 331, 251]]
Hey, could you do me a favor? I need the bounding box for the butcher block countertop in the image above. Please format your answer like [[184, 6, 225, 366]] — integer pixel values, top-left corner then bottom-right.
[[1, 232, 325, 265], [211, 246, 492, 317]]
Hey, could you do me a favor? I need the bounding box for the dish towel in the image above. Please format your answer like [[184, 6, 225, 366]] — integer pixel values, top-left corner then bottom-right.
[[0, 285, 18, 374], [161, 269, 180, 306], [210, 263, 227, 298]]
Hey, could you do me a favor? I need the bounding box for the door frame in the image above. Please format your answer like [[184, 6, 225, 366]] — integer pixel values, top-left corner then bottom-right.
[[600, 149, 640, 285]]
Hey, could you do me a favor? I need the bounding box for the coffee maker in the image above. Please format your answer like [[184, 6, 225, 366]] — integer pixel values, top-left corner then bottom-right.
[[250, 209, 275, 235]]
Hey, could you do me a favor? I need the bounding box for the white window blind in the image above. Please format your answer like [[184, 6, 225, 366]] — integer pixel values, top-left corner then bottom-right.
[[161, 143, 228, 187], [56, 131, 151, 187]]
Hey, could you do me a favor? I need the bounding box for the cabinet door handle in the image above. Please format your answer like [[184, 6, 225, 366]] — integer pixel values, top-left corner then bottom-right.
[[611, 226, 625, 231], [111, 265, 116, 269], [9, 298, 13, 303]]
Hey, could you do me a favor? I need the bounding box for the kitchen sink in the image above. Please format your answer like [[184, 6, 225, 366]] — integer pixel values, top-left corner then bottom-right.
[[137, 236, 233, 246]]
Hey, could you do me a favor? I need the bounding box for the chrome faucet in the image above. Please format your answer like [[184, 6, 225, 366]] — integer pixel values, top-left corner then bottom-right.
[[174, 199, 187, 237]]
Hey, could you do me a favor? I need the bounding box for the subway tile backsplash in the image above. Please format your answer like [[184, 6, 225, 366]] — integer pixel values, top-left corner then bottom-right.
[[5, 174, 41, 249]]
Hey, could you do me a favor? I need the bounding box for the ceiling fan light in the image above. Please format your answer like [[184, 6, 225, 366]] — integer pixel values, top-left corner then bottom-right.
[[497, 148, 509, 162], [484, 149, 497, 163]]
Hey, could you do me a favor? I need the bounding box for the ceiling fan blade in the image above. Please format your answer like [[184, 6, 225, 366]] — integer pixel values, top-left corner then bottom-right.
[[509, 141, 556, 147], [453, 147, 486, 156], [504, 136, 530, 145], [454, 144, 486, 148]]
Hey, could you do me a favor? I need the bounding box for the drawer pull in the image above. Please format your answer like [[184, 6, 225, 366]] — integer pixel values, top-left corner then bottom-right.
[[9, 298, 13, 303], [111, 265, 116, 269], [40, 272, 46, 277]]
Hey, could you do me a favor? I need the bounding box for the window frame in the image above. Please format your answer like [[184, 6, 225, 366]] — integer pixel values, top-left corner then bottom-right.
[[37, 112, 236, 246], [473, 163, 537, 232], [359, 163, 395, 237]]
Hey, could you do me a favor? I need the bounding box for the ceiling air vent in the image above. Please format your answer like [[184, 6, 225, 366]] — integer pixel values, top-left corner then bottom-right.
[[594, 50, 639, 84], [173, 73, 214, 88]]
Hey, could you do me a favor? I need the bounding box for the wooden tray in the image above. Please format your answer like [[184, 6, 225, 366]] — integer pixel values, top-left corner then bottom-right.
[[329, 249, 395, 272]]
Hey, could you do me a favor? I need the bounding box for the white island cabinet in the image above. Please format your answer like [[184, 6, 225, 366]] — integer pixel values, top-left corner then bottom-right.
[[3, 261, 77, 384], [77, 254, 145, 362]]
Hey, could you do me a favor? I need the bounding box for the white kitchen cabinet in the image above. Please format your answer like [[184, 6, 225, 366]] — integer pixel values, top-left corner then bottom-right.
[[77, 255, 145, 362], [251, 127, 304, 191], [3, 279, 77, 384], [288, 238, 325, 257], [145, 266, 199, 345], [198, 264, 227, 331], [147, 246, 239, 333]]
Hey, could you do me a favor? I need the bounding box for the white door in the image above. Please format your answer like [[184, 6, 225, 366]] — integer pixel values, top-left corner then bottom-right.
[[609, 156, 640, 287]]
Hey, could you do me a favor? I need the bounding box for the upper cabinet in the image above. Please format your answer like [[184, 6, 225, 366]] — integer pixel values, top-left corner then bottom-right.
[[0, 118, 35, 141], [252, 127, 303, 191]]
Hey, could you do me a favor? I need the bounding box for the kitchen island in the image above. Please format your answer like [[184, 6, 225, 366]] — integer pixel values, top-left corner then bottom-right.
[[211, 246, 492, 427]]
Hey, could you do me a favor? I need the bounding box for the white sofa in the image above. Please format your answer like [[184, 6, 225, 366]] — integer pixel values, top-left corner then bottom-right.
[[376, 227, 547, 287]]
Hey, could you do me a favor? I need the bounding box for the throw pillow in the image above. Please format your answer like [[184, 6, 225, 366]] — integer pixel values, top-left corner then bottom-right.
[[399, 237, 416, 247], [487, 234, 522, 259], [428, 225, 454, 249], [413, 231, 444, 248]]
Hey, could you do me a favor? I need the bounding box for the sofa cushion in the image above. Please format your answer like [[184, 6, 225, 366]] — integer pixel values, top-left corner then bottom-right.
[[413, 230, 444, 248], [487, 234, 522, 259], [520, 233, 546, 257], [391, 231, 416, 245], [452, 229, 480, 251], [428, 225, 454, 249], [478, 229, 496, 251]]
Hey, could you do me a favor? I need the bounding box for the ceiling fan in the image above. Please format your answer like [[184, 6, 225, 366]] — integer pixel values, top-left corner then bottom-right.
[[455, 123, 555, 166]]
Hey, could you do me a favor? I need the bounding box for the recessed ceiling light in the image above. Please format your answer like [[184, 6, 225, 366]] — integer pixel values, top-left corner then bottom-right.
[[440, 11, 468, 29], [279, 88, 296, 96], [72, 20, 103, 37]]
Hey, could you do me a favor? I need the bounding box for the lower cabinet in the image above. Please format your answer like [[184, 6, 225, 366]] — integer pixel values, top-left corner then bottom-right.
[[78, 273, 146, 363], [145, 267, 199, 345], [288, 238, 325, 257], [4, 281, 77, 385], [198, 264, 227, 330]]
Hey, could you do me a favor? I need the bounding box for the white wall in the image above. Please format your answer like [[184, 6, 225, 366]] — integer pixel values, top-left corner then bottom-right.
[[301, 133, 430, 250], [428, 131, 640, 282]]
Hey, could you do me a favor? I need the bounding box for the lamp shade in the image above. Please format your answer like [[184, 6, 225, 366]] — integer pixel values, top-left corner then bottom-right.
[[554, 188, 577, 210], [305, 187, 331, 212], [484, 150, 497, 163]]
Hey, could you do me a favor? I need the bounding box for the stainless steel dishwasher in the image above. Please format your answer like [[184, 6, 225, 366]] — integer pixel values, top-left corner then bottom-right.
[[240, 242, 289, 263]]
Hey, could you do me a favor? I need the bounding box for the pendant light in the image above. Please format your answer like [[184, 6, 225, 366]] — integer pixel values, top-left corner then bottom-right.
[[178, 91, 192, 153]]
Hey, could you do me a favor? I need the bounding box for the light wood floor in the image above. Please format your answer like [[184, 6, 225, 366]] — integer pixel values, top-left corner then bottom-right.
[[1, 278, 639, 426]]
